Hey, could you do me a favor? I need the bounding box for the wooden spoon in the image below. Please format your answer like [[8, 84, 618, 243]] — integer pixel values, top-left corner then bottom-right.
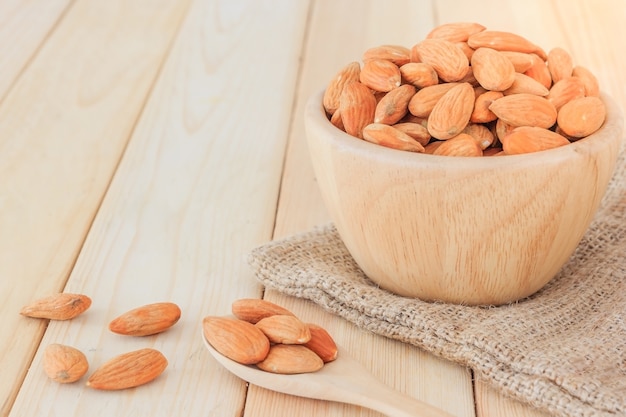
[[202, 331, 454, 417]]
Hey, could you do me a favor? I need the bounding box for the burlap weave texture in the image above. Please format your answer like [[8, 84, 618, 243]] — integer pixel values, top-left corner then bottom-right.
[[248, 151, 626, 417]]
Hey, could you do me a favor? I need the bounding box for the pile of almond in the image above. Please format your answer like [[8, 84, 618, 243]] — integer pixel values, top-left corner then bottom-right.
[[323, 22, 606, 156], [20, 294, 180, 389], [203, 299, 338, 374]]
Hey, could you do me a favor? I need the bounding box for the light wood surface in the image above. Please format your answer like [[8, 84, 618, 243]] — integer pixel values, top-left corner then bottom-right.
[[1, 1, 623, 416]]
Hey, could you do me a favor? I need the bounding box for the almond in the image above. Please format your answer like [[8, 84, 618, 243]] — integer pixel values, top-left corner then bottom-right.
[[572, 65, 600, 97], [471, 90, 503, 123], [557, 96, 606, 138], [463, 123, 495, 150], [423, 140, 444, 154], [483, 147, 505, 156], [471, 47, 516, 91], [399, 62, 438, 88], [495, 118, 516, 143], [330, 108, 344, 130], [359, 59, 401, 92], [43, 344, 89, 384], [392, 122, 431, 146], [501, 126, 570, 155], [412, 39, 469, 82], [547, 47, 573, 83], [455, 42, 475, 61], [374, 84, 416, 124], [86, 348, 167, 390], [500, 51, 535, 73], [547, 77, 586, 110], [363, 44, 411, 66], [304, 324, 338, 363], [408, 82, 459, 118], [255, 315, 311, 344], [231, 298, 295, 324], [323, 62, 361, 115], [467, 30, 546, 59], [432, 133, 483, 156], [108, 302, 181, 337], [427, 82, 474, 140], [489, 93, 557, 128], [426, 22, 486, 42], [256, 345, 324, 375], [20, 293, 91, 320], [362, 123, 426, 152], [503, 72, 550, 96], [203, 316, 270, 365], [338, 81, 376, 138], [524, 53, 552, 89]]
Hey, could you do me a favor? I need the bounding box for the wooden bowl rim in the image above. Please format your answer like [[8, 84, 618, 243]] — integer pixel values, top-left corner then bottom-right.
[[305, 89, 624, 172]]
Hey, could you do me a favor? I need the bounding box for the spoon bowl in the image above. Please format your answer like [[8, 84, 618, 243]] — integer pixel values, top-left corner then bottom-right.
[[202, 330, 454, 417]]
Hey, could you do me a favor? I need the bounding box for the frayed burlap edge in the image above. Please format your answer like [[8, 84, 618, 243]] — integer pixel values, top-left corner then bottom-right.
[[248, 150, 626, 417]]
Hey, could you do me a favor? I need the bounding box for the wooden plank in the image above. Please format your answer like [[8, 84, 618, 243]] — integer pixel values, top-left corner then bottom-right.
[[0, 0, 71, 100], [246, 1, 475, 416], [8, 0, 309, 416], [428, 1, 626, 415], [0, 0, 191, 415]]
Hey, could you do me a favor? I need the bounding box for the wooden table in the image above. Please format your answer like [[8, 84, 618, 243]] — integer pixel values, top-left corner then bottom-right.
[[2, 1, 624, 416]]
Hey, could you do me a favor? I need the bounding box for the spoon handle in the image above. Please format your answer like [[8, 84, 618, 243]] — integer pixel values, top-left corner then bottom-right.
[[315, 348, 456, 417], [351, 379, 455, 417]]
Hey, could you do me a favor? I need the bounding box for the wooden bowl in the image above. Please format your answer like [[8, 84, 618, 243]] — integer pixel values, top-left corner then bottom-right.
[[304, 90, 624, 306]]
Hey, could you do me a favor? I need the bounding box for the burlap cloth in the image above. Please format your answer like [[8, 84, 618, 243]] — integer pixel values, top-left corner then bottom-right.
[[247, 151, 626, 417]]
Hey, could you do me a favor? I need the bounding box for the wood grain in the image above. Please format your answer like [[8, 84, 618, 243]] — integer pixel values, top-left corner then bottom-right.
[[2, 0, 624, 416], [252, 1, 474, 416], [0, 0, 191, 414], [0, 0, 71, 100], [9, 0, 309, 416]]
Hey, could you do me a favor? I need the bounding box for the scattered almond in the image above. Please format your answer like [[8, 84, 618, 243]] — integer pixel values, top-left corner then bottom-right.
[[86, 348, 167, 390], [20, 293, 91, 320], [43, 344, 89, 384], [108, 302, 181, 337]]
